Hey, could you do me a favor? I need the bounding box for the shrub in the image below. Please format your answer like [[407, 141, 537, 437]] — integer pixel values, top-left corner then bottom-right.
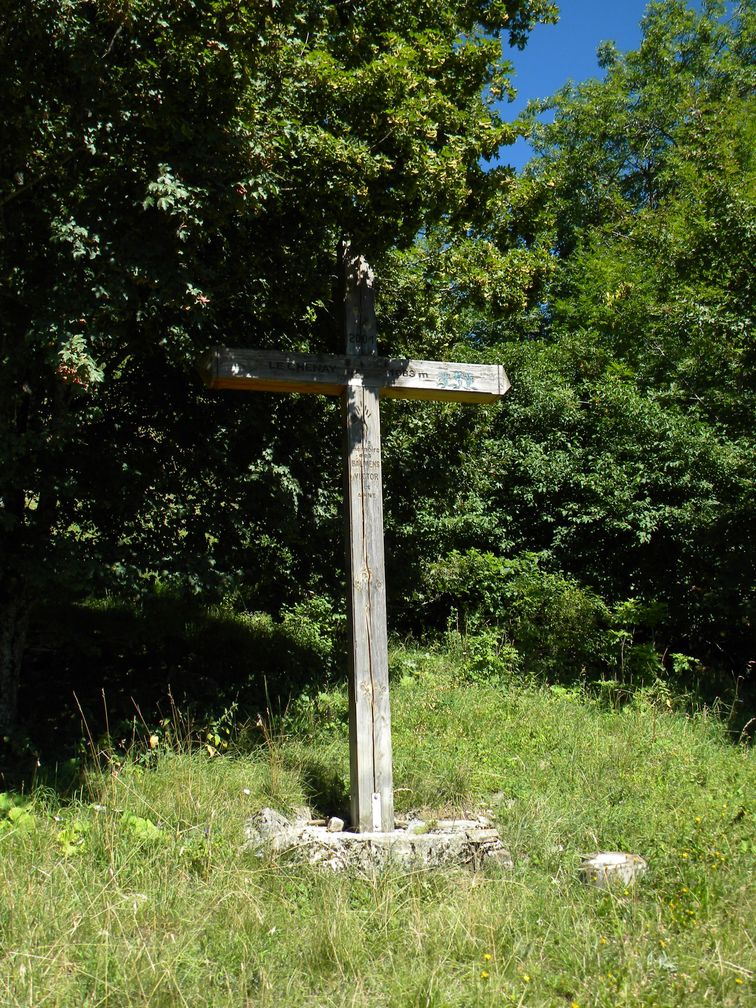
[[421, 549, 610, 680]]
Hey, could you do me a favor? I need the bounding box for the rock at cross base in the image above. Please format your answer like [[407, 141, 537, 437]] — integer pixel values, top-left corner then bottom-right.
[[243, 808, 513, 875]]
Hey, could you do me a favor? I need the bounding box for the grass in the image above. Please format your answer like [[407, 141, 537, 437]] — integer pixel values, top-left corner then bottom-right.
[[1, 647, 753, 1007]]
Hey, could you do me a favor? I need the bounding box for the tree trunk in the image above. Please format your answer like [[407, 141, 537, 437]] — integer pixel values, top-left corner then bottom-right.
[[0, 587, 31, 736]]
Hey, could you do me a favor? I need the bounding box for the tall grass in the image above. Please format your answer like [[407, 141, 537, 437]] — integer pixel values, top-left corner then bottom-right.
[[1, 648, 753, 1006]]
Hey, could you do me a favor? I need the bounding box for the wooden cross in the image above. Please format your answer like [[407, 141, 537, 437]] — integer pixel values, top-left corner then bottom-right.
[[199, 245, 510, 832]]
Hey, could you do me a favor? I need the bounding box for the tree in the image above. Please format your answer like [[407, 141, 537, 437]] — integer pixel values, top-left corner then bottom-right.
[[375, 0, 755, 686], [0, 0, 558, 734], [527, 0, 756, 670]]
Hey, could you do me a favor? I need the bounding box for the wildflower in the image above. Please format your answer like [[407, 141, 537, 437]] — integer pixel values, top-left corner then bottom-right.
[[482, 953, 492, 962], [599, 936, 608, 945], [735, 977, 744, 985], [480, 970, 489, 980], [521, 974, 531, 983]]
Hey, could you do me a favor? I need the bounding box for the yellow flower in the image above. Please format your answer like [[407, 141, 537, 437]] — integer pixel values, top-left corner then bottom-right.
[[735, 978, 744, 985], [599, 936, 608, 945], [483, 953, 492, 962], [480, 970, 490, 980], [521, 974, 531, 983]]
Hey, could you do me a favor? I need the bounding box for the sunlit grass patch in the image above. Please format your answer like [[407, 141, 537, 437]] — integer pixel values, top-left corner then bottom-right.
[[1, 647, 753, 1006]]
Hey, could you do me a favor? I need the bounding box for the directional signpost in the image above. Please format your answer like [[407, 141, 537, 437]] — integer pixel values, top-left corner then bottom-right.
[[199, 245, 510, 832]]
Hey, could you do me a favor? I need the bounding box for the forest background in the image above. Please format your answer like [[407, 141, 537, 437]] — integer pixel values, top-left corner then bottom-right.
[[0, 0, 753, 766]]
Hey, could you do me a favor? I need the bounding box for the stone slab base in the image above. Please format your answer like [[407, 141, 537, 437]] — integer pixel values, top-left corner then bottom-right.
[[244, 808, 513, 874]]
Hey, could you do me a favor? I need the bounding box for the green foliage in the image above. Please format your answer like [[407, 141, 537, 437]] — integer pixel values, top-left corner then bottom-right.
[[0, 0, 557, 730], [0, 792, 36, 833], [20, 589, 344, 762], [56, 818, 91, 857], [2, 0, 753, 735], [378, 1, 755, 697], [515, 0, 755, 438], [281, 593, 346, 680], [120, 811, 164, 844], [510, 1, 755, 682], [420, 549, 609, 680], [415, 549, 693, 688]]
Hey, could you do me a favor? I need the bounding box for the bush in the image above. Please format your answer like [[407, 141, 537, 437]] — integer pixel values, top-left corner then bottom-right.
[[421, 549, 611, 681]]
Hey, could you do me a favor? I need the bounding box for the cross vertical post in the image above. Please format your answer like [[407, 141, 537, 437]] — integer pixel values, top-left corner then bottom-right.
[[341, 244, 394, 832], [199, 245, 510, 834]]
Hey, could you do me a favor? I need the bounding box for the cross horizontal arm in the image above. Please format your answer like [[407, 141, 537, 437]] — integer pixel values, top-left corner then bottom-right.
[[200, 348, 510, 404]]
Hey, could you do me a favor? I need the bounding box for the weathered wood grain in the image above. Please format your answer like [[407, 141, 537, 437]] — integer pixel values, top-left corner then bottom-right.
[[343, 244, 377, 358], [199, 347, 510, 403], [344, 377, 394, 832], [342, 246, 394, 833]]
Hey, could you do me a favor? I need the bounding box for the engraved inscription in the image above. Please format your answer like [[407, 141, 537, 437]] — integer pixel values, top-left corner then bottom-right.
[[347, 387, 382, 502], [350, 436, 382, 497], [267, 359, 340, 375]]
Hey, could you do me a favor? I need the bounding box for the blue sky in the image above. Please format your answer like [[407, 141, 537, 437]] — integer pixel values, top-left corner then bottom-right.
[[498, 0, 652, 171]]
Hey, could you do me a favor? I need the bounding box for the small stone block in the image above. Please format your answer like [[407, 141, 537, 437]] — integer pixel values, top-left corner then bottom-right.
[[580, 851, 648, 888], [466, 828, 500, 842], [327, 816, 345, 833]]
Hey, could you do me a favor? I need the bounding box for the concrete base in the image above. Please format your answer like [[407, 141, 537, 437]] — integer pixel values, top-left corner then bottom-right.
[[244, 808, 513, 874]]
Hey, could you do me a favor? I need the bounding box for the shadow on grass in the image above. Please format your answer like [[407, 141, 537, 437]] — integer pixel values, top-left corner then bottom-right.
[[295, 755, 351, 821], [18, 593, 341, 777]]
